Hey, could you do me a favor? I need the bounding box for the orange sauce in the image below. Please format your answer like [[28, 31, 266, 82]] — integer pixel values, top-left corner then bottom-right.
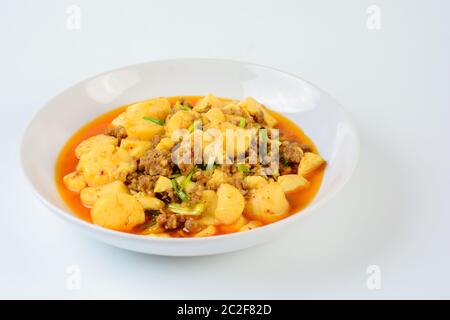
[[55, 96, 324, 234], [271, 112, 325, 214]]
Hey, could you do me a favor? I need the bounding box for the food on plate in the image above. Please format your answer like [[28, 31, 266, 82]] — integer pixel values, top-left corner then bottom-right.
[[56, 95, 325, 237]]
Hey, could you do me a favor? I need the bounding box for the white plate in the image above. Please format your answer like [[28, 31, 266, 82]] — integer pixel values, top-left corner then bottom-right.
[[21, 59, 359, 256]]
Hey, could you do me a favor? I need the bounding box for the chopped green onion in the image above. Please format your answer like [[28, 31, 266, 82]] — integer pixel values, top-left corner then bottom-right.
[[236, 163, 250, 173], [239, 117, 246, 128], [169, 173, 181, 179], [281, 158, 290, 166], [171, 179, 189, 202], [181, 167, 196, 191], [260, 129, 268, 159], [137, 219, 156, 231], [143, 116, 164, 125], [174, 101, 191, 111], [167, 203, 205, 216]]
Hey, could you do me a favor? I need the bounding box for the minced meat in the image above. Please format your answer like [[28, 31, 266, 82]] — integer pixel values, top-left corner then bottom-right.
[[177, 162, 195, 176], [280, 141, 304, 163], [125, 172, 158, 194], [155, 189, 179, 203], [139, 149, 173, 176], [187, 184, 204, 204], [253, 109, 265, 124], [192, 170, 211, 187], [106, 125, 127, 144], [156, 210, 202, 233]]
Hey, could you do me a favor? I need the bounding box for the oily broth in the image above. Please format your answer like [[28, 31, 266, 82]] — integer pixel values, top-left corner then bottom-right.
[[55, 107, 126, 222], [271, 112, 325, 214], [55, 97, 203, 222], [55, 96, 324, 234]]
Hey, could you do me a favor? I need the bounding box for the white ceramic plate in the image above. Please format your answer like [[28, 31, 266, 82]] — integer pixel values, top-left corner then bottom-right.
[[21, 59, 359, 256]]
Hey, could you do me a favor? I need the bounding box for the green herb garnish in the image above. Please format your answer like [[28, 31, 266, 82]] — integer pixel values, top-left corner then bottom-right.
[[137, 219, 157, 230], [181, 167, 196, 191], [167, 203, 205, 215], [239, 117, 246, 128], [260, 129, 268, 159], [174, 100, 191, 111], [171, 179, 189, 202], [281, 158, 290, 166], [236, 163, 250, 173], [143, 116, 164, 126]]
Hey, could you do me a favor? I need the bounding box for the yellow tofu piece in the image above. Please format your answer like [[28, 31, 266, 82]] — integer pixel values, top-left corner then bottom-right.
[[204, 108, 225, 123], [75, 134, 118, 159], [124, 120, 165, 140], [206, 169, 230, 189], [245, 182, 289, 224], [156, 137, 175, 151], [111, 112, 126, 127], [154, 176, 172, 193], [277, 174, 309, 193], [198, 190, 219, 226], [194, 225, 217, 237], [297, 152, 325, 176], [126, 98, 171, 121], [133, 193, 165, 210], [222, 101, 241, 113], [220, 215, 248, 233], [194, 93, 227, 112], [77, 145, 136, 187], [91, 193, 145, 231], [238, 97, 277, 127], [239, 220, 263, 232], [244, 176, 268, 190], [165, 110, 197, 136], [122, 98, 170, 140], [80, 180, 129, 207], [214, 184, 245, 224], [63, 171, 86, 192], [120, 138, 151, 158]]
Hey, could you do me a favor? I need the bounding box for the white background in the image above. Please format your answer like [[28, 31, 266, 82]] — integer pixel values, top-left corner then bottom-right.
[[1, 0, 449, 299]]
